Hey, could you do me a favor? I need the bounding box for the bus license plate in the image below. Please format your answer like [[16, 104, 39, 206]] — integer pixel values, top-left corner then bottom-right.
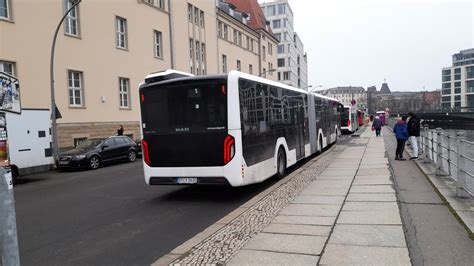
[[177, 177, 198, 184]]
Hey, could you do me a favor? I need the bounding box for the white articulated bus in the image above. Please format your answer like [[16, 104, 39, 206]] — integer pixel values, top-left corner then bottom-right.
[[139, 70, 342, 187]]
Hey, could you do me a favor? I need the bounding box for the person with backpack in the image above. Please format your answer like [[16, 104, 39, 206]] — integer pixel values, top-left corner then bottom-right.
[[407, 111, 420, 159], [393, 116, 409, 160]]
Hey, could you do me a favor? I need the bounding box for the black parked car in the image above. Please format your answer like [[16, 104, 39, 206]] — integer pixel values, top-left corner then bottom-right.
[[58, 136, 137, 170]]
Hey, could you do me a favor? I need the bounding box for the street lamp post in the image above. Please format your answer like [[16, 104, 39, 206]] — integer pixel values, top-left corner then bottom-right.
[[309, 85, 323, 92], [50, 0, 82, 165], [259, 69, 276, 78]]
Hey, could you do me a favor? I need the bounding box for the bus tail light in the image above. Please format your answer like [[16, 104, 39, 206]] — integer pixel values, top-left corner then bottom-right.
[[223, 135, 235, 164], [142, 139, 150, 166], [347, 119, 351, 127]]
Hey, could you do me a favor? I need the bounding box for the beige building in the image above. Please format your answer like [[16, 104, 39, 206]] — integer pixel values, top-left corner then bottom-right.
[[0, 0, 277, 148]]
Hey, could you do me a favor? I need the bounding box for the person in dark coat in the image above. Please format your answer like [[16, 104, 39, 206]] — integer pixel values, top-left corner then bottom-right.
[[372, 115, 383, 137], [407, 111, 420, 159], [393, 116, 409, 160], [117, 125, 124, 136]]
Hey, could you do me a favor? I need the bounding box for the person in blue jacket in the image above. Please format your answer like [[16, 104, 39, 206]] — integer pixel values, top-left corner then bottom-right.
[[393, 116, 409, 160]]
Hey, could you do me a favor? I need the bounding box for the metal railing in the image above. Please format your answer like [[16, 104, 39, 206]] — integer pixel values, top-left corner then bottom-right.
[[420, 127, 474, 198]]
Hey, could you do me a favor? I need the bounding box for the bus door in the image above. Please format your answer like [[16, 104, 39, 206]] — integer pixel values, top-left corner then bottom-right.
[[296, 104, 305, 160]]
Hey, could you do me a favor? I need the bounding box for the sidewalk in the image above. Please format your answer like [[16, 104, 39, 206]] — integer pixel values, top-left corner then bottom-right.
[[227, 129, 410, 265]]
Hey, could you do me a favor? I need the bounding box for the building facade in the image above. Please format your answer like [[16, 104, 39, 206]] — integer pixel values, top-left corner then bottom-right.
[[441, 48, 474, 111], [320, 86, 367, 110], [374, 91, 440, 115], [259, 0, 308, 89], [0, 0, 277, 148]]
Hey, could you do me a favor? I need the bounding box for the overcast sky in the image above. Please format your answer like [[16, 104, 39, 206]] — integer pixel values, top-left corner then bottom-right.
[[288, 0, 474, 91]]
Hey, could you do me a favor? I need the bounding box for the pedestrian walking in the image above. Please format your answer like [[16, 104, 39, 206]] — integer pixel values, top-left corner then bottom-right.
[[407, 111, 420, 159], [117, 125, 124, 136], [372, 115, 383, 137], [393, 116, 409, 160]]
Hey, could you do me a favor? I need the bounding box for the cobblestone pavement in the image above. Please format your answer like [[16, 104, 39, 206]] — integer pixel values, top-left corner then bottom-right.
[[170, 144, 347, 265]]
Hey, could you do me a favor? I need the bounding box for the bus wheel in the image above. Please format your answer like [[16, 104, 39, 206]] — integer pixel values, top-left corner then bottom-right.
[[277, 147, 286, 179]]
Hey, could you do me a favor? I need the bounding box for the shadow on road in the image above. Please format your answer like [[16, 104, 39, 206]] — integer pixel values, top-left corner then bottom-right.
[[153, 177, 279, 203]]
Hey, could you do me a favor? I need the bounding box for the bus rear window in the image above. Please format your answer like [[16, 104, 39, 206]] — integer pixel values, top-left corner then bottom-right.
[[141, 79, 227, 134], [341, 107, 350, 125]]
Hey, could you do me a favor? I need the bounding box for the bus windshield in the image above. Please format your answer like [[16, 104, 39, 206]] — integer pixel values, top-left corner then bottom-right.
[[141, 79, 227, 135]]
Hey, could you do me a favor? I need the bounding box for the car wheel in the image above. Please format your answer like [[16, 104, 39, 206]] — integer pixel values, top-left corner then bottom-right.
[[127, 150, 137, 162], [89, 156, 101, 170], [276, 147, 286, 179]]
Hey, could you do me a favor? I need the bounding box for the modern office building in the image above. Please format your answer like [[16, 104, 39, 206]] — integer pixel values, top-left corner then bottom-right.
[[0, 0, 277, 148], [259, 0, 308, 89], [441, 48, 474, 111]]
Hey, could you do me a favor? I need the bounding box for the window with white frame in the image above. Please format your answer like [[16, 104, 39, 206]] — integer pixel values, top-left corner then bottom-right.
[[277, 44, 284, 54], [237, 60, 241, 71], [272, 20, 281, 29], [199, 10, 204, 27], [64, 0, 80, 36], [262, 46, 266, 61], [0, 0, 10, 19], [0, 61, 15, 76], [217, 21, 223, 37], [154, 30, 162, 58], [144, 0, 164, 10], [238, 32, 242, 46], [249, 64, 253, 75], [119, 77, 130, 109], [195, 41, 200, 74], [233, 29, 238, 44], [189, 38, 194, 59], [201, 43, 206, 74], [194, 7, 199, 24], [223, 24, 228, 40], [267, 5, 275, 16], [187, 4, 193, 21], [277, 58, 285, 67], [116, 16, 128, 49], [246, 36, 250, 50], [268, 42, 272, 55], [68, 70, 83, 107], [222, 54, 227, 73], [195, 41, 200, 60]]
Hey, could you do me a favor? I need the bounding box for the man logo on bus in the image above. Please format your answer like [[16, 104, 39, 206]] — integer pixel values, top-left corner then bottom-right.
[[176, 128, 190, 132]]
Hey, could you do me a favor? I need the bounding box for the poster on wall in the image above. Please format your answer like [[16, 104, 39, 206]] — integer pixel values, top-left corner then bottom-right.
[[0, 72, 21, 114]]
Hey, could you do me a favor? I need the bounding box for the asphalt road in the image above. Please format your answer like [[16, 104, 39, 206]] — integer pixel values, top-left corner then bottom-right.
[[13, 160, 279, 266]]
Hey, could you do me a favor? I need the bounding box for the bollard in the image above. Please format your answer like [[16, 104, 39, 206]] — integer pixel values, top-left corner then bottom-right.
[[0, 165, 20, 266], [456, 140, 471, 199]]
